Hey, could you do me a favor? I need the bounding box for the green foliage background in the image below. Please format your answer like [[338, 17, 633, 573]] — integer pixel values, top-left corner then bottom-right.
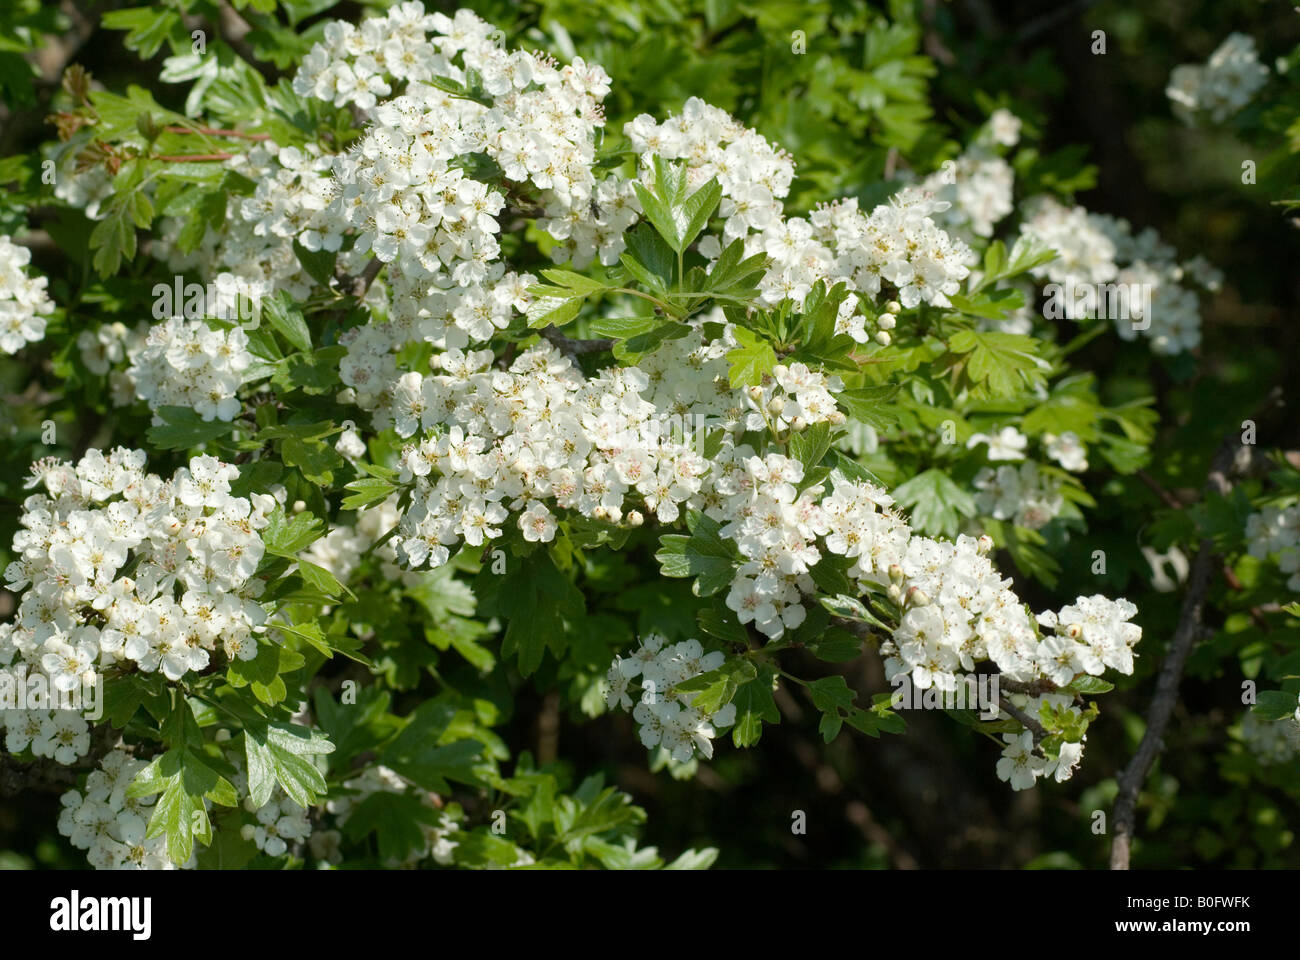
[[1, 0, 1299, 869]]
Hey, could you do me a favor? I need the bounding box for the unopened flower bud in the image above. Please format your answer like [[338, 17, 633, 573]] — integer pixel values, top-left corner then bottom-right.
[[888, 563, 905, 584], [885, 300, 902, 315], [747, 385, 764, 402], [768, 396, 785, 415], [626, 509, 644, 527], [827, 410, 846, 426], [874, 330, 892, 347], [977, 534, 994, 555], [790, 416, 807, 432], [292, 500, 306, 513], [905, 586, 930, 607], [1066, 622, 1083, 640], [887, 583, 902, 601], [877, 315, 896, 331]]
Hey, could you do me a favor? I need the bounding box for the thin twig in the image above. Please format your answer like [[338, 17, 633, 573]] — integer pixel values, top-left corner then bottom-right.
[[539, 325, 614, 358], [998, 696, 1046, 747], [1109, 387, 1284, 869], [164, 125, 270, 140], [153, 153, 236, 162]]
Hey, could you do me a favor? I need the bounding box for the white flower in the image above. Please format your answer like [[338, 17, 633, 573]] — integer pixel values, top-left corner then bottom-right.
[[995, 731, 1043, 790], [1043, 431, 1088, 472], [967, 426, 1028, 461]]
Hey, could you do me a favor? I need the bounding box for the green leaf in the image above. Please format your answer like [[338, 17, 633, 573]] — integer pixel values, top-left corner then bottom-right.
[[654, 511, 737, 597], [493, 552, 585, 676], [525, 294, 582, 329], [342, 476, 395, 510], [810, 628, 866, 663], [292, 238, 337, 288], [244, 719, 335, 808], [380, 700, 486, 792], [262, 291, 313, 353], [261, 506, 324, 554], [697, 604, 750, 648], [948, 330, 1048, 398], [726, 326, 777, 388], [892, 469, 977, 538], [674, 657, 757, 714], [677, 177, 723, 252], [539, 268, 611, 296], [731, 669, 780, 747], [146, 405, 237, 450], [1252, 690, 1300, 721], [588, 315, 662, 339], [282, 437, 344, 484], [788, 422, 832, 475], [1062, 676, 1115, 695], [621, 221, 677, 293], [127, 748, 237, 866], [611, 321, 691, 363], [808, 675, 858, 742], [342, 792, 443, 861], [835, 384, 900, 432]]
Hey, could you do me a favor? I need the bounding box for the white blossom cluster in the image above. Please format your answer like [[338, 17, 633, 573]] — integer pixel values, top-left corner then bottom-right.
[[57, 749, 191, 870], [968, 424, 1087, 474], [810, 473, 1139, 786], [293, 2, 456, 110], [49, 146, 114, 220], [917, 110, 1022, 240], [1020, 196, 1219, 355], [604, 634, 738, 763], [235, 779, 313, 859], [152, 143, 356, 312], [76, 321, 149, 408], [973, 461, 1064, 531], [0, 235, 55, 355], [1167, 33, 1269, 125], [383, 335, 844, 570], [1245, 503, 1300, 593], [293, 4, 627, 346], [0, 697, 90, 766], [627, 97, 974, 315], [125, 318, 257, 422], [995, 694, 1085, 790], [2, 451, 273, 711], [625, 96, 795, 244], [302, 494, 407, 586]]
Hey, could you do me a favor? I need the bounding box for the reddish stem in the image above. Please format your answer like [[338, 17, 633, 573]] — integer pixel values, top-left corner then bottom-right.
[[164, 126, 271, 141]]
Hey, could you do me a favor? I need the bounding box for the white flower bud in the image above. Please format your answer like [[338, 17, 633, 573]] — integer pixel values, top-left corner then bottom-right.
[[768, 396, 785, 415], [292, 500, 306, 513], [627, 509, 644, 527], [877, 315, 896, 330], [885, 300, 902, 315], [874, 330, 892, 347]]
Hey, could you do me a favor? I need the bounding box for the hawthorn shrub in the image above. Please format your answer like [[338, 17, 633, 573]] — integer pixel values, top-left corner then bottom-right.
[[0, 0, 1297, 870]]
